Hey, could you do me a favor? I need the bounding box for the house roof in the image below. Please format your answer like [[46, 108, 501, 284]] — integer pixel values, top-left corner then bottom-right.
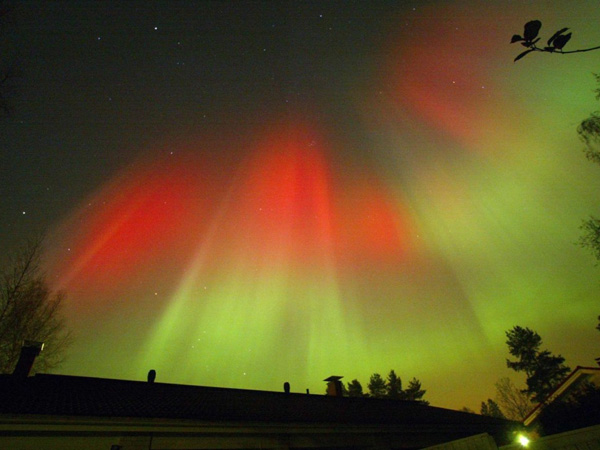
[[524, 366, 600, 426], [0, 373, 508, 429]]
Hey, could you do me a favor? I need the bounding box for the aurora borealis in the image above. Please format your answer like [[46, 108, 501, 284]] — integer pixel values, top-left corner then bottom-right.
[[1, 1, 600, 410]]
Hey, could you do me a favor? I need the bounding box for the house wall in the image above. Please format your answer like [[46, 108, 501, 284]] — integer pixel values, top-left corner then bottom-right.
[[0, 435, 126, 450], [0, 416, 498, 450], [422, 433, 498, 450]]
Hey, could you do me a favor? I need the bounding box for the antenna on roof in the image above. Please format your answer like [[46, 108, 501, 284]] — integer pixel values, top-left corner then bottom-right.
[[147, 369, 156, 383]]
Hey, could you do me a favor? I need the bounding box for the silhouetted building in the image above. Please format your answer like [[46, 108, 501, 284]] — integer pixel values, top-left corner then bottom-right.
[[0, 372, 516, 450], [524, 365, 600, 431]]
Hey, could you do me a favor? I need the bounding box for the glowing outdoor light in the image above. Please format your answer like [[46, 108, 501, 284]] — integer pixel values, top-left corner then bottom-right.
[[517, 433, 530, 447]]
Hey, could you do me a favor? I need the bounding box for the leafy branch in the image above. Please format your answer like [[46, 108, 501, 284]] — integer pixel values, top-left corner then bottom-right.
[[511, 20, 600, 62]]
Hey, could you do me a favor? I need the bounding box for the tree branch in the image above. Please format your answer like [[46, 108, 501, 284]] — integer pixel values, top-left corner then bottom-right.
[[511, 20, 600, 61], [529, 44, 600, 55]]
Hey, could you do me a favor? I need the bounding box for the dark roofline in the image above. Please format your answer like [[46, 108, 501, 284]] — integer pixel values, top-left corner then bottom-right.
[[0, 373, 511, 426], [0, 373, 519, 448]]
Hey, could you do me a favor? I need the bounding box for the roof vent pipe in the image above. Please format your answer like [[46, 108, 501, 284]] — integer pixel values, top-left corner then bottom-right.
[[12, 341, 44, 378], [147, 370, 156, 383]]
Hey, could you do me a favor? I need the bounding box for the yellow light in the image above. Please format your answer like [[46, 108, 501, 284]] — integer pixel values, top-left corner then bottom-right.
[[517, 434, 530, 447]]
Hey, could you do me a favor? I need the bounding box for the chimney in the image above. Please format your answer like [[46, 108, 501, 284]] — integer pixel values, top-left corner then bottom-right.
[[324, 375, 344, 397], [12, 341, 44, 378]]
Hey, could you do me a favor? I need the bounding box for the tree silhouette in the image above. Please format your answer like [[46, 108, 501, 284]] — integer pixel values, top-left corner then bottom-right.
[[386, 370, 403, 399], [505, 326, 570, 403], [404, 377, 428, 404], [347, 379, 364, 397], [494, 377, 531, 421], [480, 399, 505, 419], [345, 370, 427, 403], [511, 20, 600, 62], [367, 373, 387, 398], [0, 237, 71, 374], [511, 24, 600, 367]]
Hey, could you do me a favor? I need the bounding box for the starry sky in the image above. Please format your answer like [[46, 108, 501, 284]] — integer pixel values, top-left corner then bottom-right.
[[1, 0, 599, 411]]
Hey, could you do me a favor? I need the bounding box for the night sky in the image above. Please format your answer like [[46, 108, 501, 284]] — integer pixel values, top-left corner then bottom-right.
[[1, 0, 600, 410]]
